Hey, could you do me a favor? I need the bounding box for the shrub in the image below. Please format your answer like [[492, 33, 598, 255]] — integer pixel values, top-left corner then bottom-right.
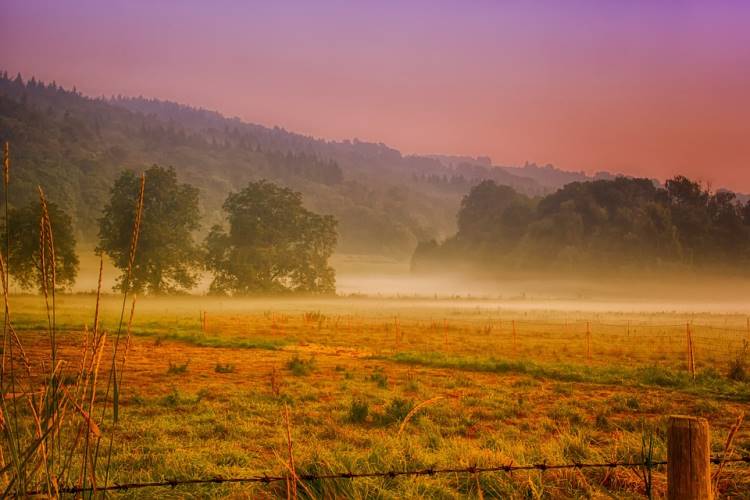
[[594, 411, 610, 430], [161, 387, 183, 406], [215, 363, 235, 374], [728, 357, 747, 382], [369, 368, 388, 388], [378, 397, 414, 425], [286, 355, 315, 376], [625, 397, 640, 410], [728, 344, 748, 382], [167, 361, 189, 374], [196, 388, 211, 402], [347, 399, 369, 423]]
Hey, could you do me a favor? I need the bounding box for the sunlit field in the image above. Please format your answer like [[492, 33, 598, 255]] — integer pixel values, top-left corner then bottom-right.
[[9, 294, 750, 498]]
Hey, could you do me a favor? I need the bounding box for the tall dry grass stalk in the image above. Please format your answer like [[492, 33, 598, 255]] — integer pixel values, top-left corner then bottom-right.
[[712, 412, 744, 495], [93, 172, 145, 495], [276, 405, 315, 500], [284, 404, 297, 500], [0, 144, 146, 497], [397, 396, 445, 437]]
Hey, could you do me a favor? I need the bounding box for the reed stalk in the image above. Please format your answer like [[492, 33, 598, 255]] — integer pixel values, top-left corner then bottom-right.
[[0, 143, 147, 495]]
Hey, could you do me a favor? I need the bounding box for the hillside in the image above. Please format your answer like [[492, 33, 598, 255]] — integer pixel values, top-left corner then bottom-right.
[[0, 71, 614, 259]]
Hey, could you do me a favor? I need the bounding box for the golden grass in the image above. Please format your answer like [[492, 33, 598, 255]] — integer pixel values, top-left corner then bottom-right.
[[3, 295, 750, 497]]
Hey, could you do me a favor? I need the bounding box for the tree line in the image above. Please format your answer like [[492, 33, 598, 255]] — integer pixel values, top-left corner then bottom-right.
[[412, 176, 750, 275], [2, 164, 337, 294]]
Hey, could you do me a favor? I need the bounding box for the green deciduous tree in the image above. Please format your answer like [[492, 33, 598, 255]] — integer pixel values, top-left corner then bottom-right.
[[413, 176, 750, 274], [1, 199, 79, 291], [205, 180, 337, 294], [98, 165, 201, 294]]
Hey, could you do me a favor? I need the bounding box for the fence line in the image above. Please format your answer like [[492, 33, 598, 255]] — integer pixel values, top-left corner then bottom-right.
[[205, 313, 750, 339], [198, 311, 750, 368], [26, 456, 750, 495], [207, 312, 750, 330]]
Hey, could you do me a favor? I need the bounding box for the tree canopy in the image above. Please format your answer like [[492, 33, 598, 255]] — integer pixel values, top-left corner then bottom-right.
[[98, 165, 201, 294], [1, 199, 79, 291], [205, 180, 337, 294], [412, 177, 750, 274]]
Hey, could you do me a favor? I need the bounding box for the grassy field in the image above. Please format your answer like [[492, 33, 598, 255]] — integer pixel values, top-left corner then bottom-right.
[[6, 294, 750, 498]]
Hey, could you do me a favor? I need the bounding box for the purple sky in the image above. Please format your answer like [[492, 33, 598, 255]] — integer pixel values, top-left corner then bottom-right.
[[3, 0, 750, 190]]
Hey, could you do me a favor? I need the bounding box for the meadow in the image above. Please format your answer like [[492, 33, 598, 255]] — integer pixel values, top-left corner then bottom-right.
[[8, 293, 750, 498]]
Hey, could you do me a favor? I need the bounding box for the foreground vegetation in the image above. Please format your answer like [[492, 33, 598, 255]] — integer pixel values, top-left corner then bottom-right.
[[7, 295, 750, 498]]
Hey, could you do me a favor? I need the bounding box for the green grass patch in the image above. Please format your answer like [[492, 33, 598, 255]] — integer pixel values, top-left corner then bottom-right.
[[286, 355, 315, 376], [385, 352, 750, 401], [133, 329, 288, 350], [368, 368, 388, 388]]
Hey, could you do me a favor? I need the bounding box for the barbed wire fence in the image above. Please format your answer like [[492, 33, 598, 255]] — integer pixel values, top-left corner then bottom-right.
[[27, 456, 750, 496]]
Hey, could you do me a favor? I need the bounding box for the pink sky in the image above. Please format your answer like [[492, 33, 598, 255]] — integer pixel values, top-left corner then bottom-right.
[[3, 0, 750, 191]]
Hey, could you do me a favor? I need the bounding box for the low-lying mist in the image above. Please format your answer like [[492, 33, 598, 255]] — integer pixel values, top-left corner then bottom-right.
[[54, 249, 750, 316]]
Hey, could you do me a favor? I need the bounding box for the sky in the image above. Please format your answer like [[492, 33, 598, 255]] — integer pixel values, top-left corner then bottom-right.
[[2, 0, 750, 191]]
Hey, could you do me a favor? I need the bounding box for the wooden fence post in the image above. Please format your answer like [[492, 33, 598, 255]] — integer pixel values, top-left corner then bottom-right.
[[667, 415, 712, 500], [686, 323, 695, 381]]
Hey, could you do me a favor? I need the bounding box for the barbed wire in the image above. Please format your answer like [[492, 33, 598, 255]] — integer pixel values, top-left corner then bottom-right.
[[24, 456, 750, 495]]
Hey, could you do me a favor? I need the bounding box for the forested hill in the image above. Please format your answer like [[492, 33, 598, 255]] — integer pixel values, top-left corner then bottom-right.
[[1, 72, 606, 258], [412, 177, 750, 275]]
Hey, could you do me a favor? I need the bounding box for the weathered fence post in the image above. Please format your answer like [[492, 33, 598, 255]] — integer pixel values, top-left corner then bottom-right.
[[686, 323, 696, 381], [668, 415, 712, 500]]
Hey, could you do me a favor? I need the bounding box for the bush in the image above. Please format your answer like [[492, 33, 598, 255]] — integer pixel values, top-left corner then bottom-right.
[[728, 356, 747, 382], [378, 398, 413, 425], [347, 399, 369, 423], [215, 363, 235, 374], [167, 361, 189, 374], [726, 342, 748, 382], [594, 412, 610, 430], [369, 368, 388, 388], [161, 387, 183, 406], [625, 397, 640, 410], [286, 355, 315, 376]]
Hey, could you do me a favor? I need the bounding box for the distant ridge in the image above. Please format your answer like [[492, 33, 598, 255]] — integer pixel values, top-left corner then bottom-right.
[[1, 71, 743, 258]]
